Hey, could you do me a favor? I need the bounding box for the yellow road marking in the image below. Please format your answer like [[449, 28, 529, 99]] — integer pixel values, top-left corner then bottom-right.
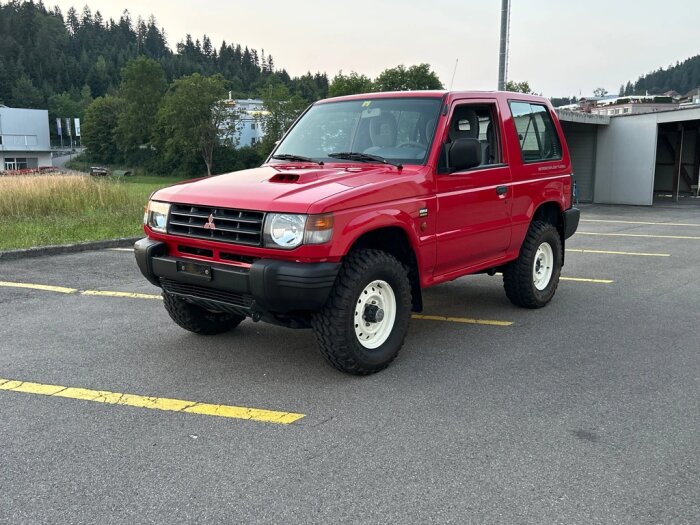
[[0, 377, 305, 425], [578, 231, 700, 240], [560, 277, 614, 284], [412, 314, 513, 326], [581, 219, 700, 227], [566, 248, 670, 257], [0, 281, 77, 294], [81, 290, 162, 300]]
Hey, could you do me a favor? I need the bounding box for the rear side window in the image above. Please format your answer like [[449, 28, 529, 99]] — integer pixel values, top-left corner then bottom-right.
[[509, 101, 562, 162]]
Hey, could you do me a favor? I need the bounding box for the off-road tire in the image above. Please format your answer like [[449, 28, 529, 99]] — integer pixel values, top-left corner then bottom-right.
[[311, 249, 412, 375], [503, 220, 562, 308], [162, 291, 245, 335]]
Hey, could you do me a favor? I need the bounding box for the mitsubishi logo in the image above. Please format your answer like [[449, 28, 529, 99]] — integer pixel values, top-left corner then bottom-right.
[[203, 214, 216, 230]]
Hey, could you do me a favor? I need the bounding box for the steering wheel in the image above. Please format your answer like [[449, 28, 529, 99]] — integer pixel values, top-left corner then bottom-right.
[[396, 141, 425, 149]]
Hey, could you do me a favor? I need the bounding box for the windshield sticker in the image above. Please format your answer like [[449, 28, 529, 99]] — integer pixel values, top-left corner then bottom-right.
[[361, 108, 381, 118], [361, 101, 372, 107]]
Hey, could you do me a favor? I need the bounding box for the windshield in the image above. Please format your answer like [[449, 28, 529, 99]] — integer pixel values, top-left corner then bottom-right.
[[273, 97, 443, 165]]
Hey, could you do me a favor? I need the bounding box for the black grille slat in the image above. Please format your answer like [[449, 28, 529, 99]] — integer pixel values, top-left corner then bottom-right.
[[160, 278, 253, 309], [167, 204, 264, 246]]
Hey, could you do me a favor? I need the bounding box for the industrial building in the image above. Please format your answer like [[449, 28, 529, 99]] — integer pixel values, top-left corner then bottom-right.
[[0, 106, 52, 172], [558, 106, 700, 205]]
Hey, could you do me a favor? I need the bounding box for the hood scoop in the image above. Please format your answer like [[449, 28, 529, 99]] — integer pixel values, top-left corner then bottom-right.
[[269, 173, 301, 183]]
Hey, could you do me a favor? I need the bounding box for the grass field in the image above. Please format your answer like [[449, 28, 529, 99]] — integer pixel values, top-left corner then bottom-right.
[[0, 174, 185, 250]]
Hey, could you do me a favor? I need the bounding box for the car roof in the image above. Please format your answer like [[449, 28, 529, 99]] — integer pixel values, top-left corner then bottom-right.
[[318, 90, 550, 105]]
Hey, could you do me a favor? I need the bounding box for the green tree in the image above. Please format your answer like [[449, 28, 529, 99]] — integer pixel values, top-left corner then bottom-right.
[[11, 75, 44, 108], [593, 87, 608, 97], [259, 79, 308, 155], [82, 95, 122, 163], [152, 74, 234, 177], [328, 71, 374, 97], [505, 80, 534, 94], [114, 56, 167, 156], [374, 64, 443, 92]]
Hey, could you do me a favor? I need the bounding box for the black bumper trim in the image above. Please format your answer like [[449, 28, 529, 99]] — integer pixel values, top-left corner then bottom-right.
[[134, 238, 341, 314], [563, 207, 580, 240]]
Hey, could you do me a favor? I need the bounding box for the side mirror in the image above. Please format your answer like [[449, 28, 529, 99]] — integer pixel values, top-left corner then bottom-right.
[[448, 138, 482, 172]]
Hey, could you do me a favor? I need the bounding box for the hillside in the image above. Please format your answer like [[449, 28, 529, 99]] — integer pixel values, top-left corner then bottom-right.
[[621, 54, 700, 96], [0, 1, 328, 112]]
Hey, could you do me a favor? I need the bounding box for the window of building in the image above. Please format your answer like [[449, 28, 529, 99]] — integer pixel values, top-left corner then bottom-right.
[[509, 101, 562, 163], [251, 122, 256, 130], [3, 157, 30, 170]]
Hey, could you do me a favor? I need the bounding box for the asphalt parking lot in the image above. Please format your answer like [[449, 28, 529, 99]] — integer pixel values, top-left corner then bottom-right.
[[1, 204, 699, 524]]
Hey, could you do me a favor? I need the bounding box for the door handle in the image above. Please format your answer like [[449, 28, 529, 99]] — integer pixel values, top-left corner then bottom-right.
[[496, 185, 508, 195]]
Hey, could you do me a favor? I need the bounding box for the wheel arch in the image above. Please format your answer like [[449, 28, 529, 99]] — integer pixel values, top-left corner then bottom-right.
[[346, 225, 423, 312], [531, 200, 566, 264]]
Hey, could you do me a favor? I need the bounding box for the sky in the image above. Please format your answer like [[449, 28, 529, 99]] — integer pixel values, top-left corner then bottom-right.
[[51, 0, 700, 97]]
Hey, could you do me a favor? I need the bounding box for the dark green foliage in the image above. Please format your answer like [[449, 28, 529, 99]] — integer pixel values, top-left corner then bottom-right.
[[374, 64, 443, 92], [0, 1, 328, 109], [114, 57, 167, 156], [626, 55, 700, 96], [505, 80, 534, 94], [82, 95, 122, 163], [328, 71, 374, 97]]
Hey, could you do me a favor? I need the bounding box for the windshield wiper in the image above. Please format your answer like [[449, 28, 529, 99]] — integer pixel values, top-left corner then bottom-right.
[[271, 153, 324, 166], [328, 152, 403, 170]]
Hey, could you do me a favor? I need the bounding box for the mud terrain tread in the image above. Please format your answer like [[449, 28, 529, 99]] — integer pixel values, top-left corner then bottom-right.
[[162, 291, 244, 335], [311, 249, 411, 375], [503, 220, 562, 309]]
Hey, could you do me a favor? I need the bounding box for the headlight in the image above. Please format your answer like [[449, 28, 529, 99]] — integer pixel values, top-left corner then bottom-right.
[[263, 213, 334, 249], [264, 213, 306, 249], [144, 201, 170, 233]]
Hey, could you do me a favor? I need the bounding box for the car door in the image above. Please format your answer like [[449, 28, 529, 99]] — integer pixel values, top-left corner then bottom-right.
[[434, 100, 513, 277]]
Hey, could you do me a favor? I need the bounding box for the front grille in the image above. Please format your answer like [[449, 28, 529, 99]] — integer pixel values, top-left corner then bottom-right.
[[167, 204, 264, 246], [161, 278, 254, 309]]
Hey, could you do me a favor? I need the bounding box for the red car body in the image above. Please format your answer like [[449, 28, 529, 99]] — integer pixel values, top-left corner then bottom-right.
[[144, 91, 572, 289]]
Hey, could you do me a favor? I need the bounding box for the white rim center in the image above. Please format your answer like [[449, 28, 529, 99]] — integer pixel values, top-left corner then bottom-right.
[[533, 242, 554, 291], [354, 280, 396, 349]]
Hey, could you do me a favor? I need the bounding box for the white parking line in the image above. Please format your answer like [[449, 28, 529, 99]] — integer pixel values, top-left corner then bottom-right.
[[581, 219, 700, 227]]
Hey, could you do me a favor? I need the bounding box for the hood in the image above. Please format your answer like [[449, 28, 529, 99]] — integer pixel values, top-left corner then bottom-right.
[[152, 163, 423, 214]]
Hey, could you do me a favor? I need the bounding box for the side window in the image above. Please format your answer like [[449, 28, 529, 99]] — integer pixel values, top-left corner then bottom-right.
[[509, 101, 562, 162], [439, 103, 501, 172]]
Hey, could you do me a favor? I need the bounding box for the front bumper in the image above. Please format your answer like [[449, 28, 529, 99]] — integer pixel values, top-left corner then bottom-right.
[[134, 238, 340, 318]]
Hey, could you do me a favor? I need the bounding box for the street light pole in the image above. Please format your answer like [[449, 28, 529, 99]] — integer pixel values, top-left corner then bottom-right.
[[498, 0, 511, 91]]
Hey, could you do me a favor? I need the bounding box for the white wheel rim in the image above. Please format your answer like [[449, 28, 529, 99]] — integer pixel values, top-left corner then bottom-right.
[[353, 280, 396, 349], [533, 242, 554, 291]]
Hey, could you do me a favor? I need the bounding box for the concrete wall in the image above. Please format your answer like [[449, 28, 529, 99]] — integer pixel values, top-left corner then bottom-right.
[[594, 113, 659, 205]]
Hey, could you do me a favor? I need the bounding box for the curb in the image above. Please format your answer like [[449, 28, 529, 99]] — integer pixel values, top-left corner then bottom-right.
[[0, 237, 140, 261]]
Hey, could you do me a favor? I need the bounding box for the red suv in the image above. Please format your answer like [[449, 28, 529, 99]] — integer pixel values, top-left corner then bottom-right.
[[136, 91, 579, 374]]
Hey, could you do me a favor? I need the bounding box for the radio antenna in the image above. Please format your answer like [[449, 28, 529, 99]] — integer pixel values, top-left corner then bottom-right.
[[449, 58, 459, 90]]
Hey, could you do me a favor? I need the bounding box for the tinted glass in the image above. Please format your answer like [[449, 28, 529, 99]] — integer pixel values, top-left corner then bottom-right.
[[274, 98, 443, 165], [509, 101, 562, 162]]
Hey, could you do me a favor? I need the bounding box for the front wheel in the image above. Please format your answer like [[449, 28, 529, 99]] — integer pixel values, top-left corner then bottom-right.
[[503, 221, 562, 308], [311, 249, 412, 375], [162, 291, 245, 335]]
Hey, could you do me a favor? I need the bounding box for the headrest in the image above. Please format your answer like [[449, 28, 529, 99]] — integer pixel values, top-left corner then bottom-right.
[[449, 107, 479, 141], [369, 113, 397, 148]]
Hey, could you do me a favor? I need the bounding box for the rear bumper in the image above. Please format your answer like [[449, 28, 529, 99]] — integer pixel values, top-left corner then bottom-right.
[[134, 238, 340, 316], [563, 207, 580, 239]]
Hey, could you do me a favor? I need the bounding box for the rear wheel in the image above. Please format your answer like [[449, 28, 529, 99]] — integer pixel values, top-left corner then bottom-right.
[[162, 291, 245, 335], [503, 220, 562, 308], [311, 249, 412, 375]]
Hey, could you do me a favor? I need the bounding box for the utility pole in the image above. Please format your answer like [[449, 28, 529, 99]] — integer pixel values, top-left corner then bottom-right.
[[498, 0, 511, 91]]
